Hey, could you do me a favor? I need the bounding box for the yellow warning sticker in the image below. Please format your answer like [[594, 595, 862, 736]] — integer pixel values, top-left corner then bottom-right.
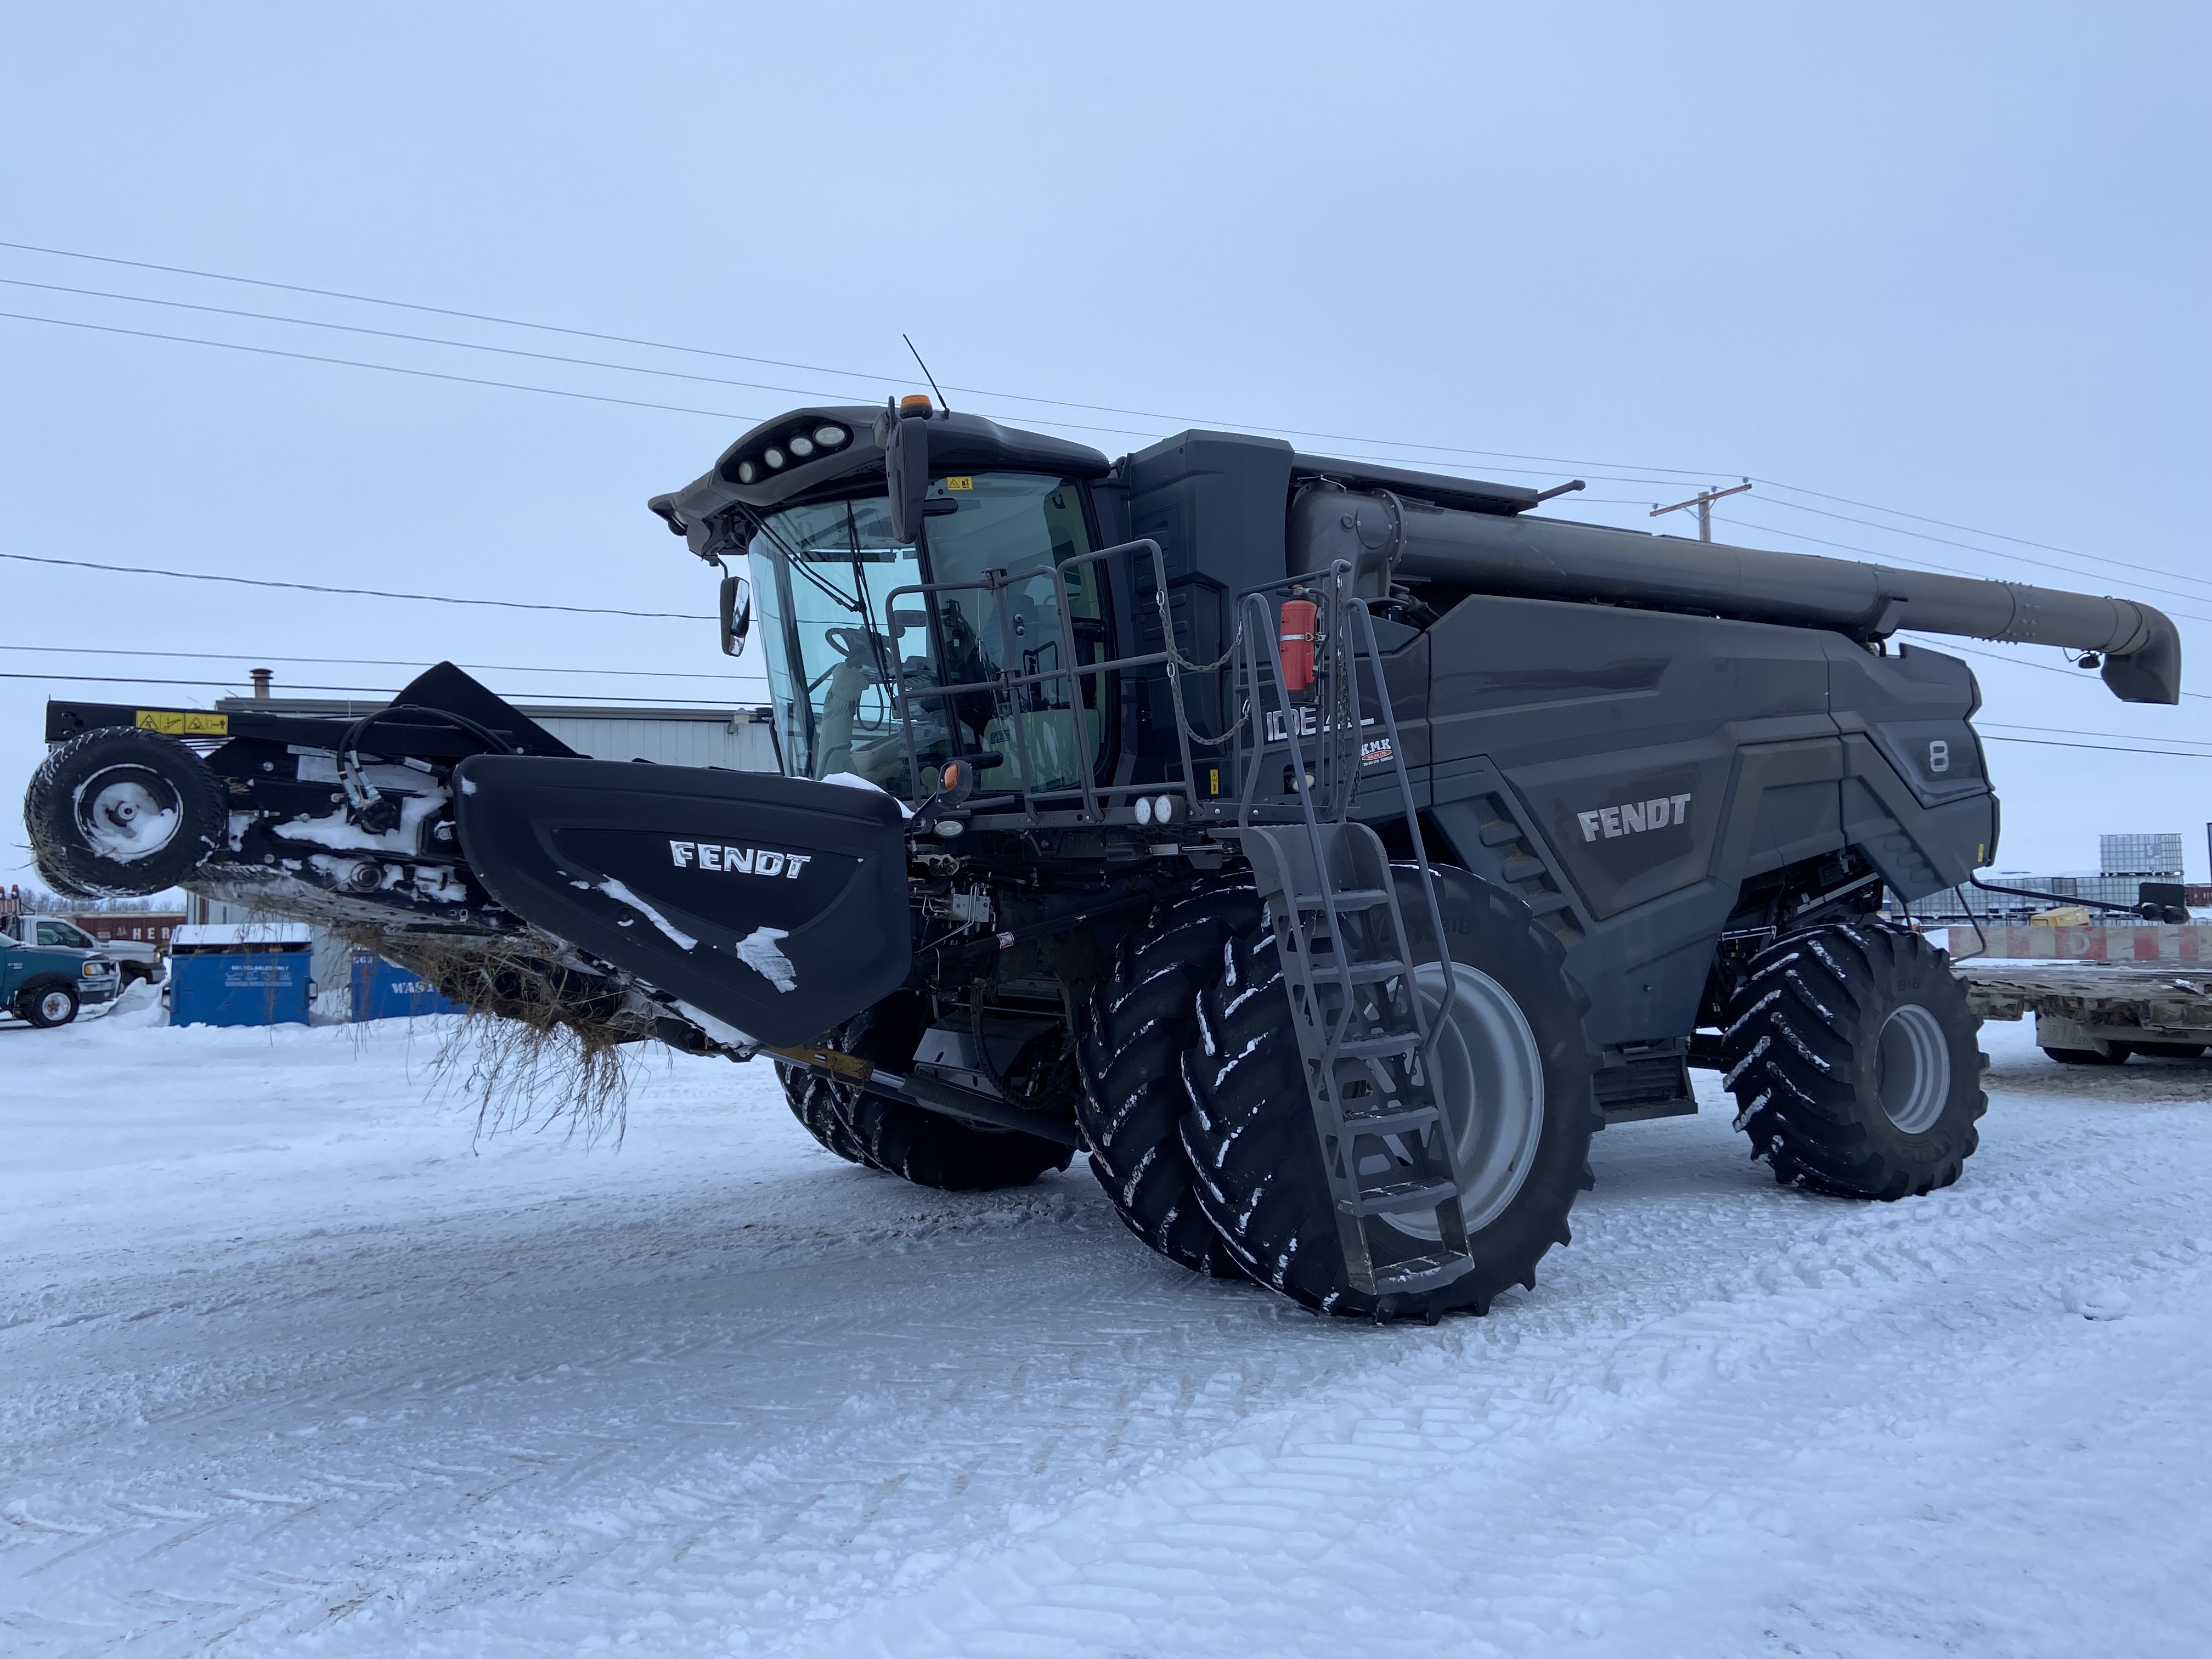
[[136, 710, 228, 736], [945, 476, 974, 490]]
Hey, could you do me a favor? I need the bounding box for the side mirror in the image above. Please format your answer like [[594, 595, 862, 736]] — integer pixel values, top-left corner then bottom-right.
[[878, 407, 930, 545], [719, 573, 753, 659]]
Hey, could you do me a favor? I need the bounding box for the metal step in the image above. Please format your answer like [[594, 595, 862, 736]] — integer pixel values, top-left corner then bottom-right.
[[1344, 1177, 1462, 1217], [1302, 959, 1408, 985], [1289, 888, 1392, 911], [1330, 1032, 1426, 1059], [1374, 1250, 1479, 1295], [1337, 1103, 1442, 1136]]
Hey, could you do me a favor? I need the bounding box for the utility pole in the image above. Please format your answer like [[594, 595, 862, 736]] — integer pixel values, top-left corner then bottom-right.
[[1651, 479, 1752, 542]]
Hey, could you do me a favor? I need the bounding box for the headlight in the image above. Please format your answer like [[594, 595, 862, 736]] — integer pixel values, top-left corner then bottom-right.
[[814, 424, 849, 448], [737, 460, 758, 484], [764, 447, 786, 470], [82, 960, 111, 978], [789, 435, 815, 458]]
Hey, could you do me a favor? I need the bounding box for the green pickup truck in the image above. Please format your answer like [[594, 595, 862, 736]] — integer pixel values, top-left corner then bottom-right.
[[1, 916, 121, 1027]]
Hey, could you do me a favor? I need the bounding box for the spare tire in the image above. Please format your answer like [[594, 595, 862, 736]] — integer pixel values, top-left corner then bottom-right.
[[25, 727, 227, 897]]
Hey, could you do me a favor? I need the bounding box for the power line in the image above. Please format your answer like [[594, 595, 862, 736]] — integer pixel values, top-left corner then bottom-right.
[[0, 238, 912, 386], [0, 549, 714, 620], [0, 274, 895, 406], [4, 239, 2198, 602], [0, 643, 751, 682], [1979, 734, 2212, 759], [1728, 514, 2212, 627], [1749, 473, 2209, 586], [0, 238, 1720, 477], [1895, 634, 2212, 699], [0, 310, 768, 428], [1735, 498, 2212, 599], [0, 670, 756, 706], [1980, 720, 2212, 747]]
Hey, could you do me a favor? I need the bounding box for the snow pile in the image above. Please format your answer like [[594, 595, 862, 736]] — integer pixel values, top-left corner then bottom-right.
[[1, 993, 2207, 1656]]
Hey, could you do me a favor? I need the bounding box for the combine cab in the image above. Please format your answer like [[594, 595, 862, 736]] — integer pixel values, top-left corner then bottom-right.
[[27, 396, 2182, 1319]]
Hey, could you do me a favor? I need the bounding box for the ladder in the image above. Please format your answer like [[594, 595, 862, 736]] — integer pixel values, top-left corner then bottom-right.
[[1226, 571, 1476, 1300], [1234, 822, 1475, 1298]]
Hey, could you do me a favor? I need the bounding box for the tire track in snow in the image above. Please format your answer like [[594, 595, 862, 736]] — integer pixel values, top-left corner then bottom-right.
[[0, 1020, 2205, 1655]]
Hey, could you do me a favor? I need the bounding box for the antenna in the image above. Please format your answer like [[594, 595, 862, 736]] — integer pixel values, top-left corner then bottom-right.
[[902, 334, 950, 413]]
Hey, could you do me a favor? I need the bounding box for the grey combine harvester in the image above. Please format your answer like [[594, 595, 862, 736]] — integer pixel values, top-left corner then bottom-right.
[[26, 397, 2182, 1318]]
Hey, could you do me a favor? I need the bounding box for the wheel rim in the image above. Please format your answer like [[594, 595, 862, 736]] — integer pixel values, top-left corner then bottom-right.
[[1376, 963, 1546, 1242], [39, 990, 74, 1023], [72, 765, 184, 863], [1876, 1002, 1951, 1133]]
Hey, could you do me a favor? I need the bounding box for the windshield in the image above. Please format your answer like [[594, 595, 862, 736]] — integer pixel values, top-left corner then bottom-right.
[[749, 473, 1103, 801]]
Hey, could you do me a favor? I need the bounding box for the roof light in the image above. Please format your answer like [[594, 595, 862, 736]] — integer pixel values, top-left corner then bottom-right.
[[736, 460, 757, 484], [789, 435, 815, 459], [764, 447, 786, 469], [900, 393, 932, 414], [814, 424, 848, 447]]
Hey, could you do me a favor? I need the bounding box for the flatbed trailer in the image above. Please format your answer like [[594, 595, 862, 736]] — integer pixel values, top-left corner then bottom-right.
[[1956, 957, 2212, 1063]]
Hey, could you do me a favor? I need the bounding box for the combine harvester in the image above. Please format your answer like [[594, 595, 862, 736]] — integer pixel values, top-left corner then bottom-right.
[[26, 399, 2183, 1318]]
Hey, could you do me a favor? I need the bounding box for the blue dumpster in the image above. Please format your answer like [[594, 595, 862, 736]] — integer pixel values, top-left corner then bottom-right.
[[350, 953, 464, 1020], [168, 923, 314, 1027]]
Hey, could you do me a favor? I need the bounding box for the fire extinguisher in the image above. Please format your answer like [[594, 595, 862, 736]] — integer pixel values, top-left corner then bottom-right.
[[1279, 590, 1318, 698]]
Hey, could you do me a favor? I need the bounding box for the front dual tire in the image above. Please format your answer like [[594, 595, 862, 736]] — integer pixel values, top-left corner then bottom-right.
[[1176, 866, 1600, 1319]]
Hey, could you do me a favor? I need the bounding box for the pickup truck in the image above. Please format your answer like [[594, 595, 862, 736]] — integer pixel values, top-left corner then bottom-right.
[[0, 918, 122, 1026], [12, 914, 164, 986]]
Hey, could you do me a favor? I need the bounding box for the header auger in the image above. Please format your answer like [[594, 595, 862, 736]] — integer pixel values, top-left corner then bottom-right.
[[28, 396, 2181, 1319]]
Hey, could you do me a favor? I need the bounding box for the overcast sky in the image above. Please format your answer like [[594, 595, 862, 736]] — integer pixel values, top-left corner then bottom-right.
[[3, 1, 2205, 890]]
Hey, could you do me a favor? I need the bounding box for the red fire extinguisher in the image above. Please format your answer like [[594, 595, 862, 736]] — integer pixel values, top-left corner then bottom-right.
[[1279, 591, 1318, 695]]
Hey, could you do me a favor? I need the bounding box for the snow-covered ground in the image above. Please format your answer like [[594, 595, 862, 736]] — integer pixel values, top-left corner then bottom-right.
[[4, 990, 2208, 1658]]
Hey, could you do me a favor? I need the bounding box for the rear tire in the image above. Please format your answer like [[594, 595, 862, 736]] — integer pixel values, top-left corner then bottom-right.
[[25, 727, 227, 898], [1075, 885, 1260, 1277], [2042, 1045, 2132, 1066], [819, 994, 1074, 1191], [1723, 922, 1988, 1199], [1181, 866, 1598, 1319], [776, 1062, 879, 1166], [18, 982, 81, 1028], [2133, 1042, 2205, 1060]]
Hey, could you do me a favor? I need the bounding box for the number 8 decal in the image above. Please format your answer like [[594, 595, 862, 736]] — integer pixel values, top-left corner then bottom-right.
[[1928, 738, 1950, 772]]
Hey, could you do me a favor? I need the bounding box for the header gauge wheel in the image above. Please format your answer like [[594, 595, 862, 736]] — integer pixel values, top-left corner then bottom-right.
[[25, 727, 227, 898]]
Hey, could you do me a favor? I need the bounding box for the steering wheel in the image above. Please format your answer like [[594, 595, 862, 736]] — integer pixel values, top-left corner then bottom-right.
[[823, 626, 888, 668]]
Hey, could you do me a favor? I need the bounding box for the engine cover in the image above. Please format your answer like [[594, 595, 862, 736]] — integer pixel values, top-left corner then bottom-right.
[[453, 757, 912, 1047]]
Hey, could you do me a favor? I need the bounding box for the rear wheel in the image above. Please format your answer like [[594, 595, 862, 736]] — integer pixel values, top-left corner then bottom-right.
[[1723, 923, 1988, 1198], [18, 982, 81, 1028], [25, 727, 227, 898], [1075, 885, 1260, 1277], [2134, 1042, 2205, 1060], [1181, 867, 1598, 1319], [2042, 1044, 2132, 1066], [815, 994, 1074, 1191], [776, 1062, 879, 1166]]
